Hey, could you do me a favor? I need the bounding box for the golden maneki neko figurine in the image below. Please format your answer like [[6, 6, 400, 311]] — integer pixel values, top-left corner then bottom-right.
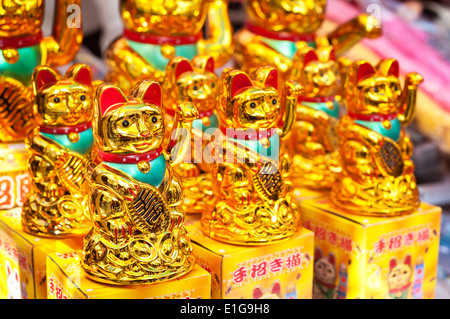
[[330, 59, 423, 216], [201, 66, 303, 245], [81, 80, 199, 285], [105, 0, 234, 92], [162, 55, 219, 214], [22, 64, 95, 237], [234, 0, 382, 83], [287, 42, 343, 189], [0, 0, 83, 143]]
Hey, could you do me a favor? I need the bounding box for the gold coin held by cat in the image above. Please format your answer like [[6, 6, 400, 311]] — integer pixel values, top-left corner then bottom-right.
[[137, 160, 151, 174], [68, 132, 80, 143]]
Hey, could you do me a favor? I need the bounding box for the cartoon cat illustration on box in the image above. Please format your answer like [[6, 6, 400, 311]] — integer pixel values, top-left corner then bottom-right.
[[388, 255, 412, 299], [81, 80, 198, 285], [313, 248, 337, 299], [162, 55, 219, 214], [5, 261, 21, 299], [253, 282, 282, 299], [21, 64, 96, 237]]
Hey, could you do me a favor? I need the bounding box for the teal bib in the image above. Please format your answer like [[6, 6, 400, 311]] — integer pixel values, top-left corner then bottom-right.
[[355, 118, 401, 141], [0, 44, 42, 85], [260, 36, 316, 59], [192, 113, 219, 133], [127, 39, 198, 71], [105, 154, 166, 188], [301, 100, 340, 119], [40, 128, 94, 156]]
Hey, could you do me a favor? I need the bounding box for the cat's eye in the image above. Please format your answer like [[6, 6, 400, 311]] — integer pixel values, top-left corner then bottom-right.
[[272, 99, 277, 105], [151, 116, 158, 124], [80, 95, 86, 101], [122, 120, 130, 128], [211, 83, 215, 88], [193, 85, 199, 91], [53, 97, 60, 103], [373, 87, 379, 93], [250, 102, 256, 109]]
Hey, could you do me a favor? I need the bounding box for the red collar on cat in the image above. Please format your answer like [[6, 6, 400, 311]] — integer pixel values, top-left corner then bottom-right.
[[299, 96, 335, 103], [165, 107, 215, 119], [348, 112, 397, 122], [39, 122, 92, 135], [98, 147, 163, 164], [0, 31, 43, 49], [315, 278, 336, 290], [245, 22, 316, 42], [124, 29, 201, 45], [388, 282, 411, 294], [220, 127, 278, 140]]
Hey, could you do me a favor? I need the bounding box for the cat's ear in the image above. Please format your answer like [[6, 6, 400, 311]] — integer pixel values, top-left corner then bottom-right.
[[32, 66, 59, 94], [328, 48, 336, 62], [130, 80, 162, 107], [328, 253, 336, 266], [253, 287, 264, 299], [165, 56, 194, 84], [5, 260, 11, 276], [229, 71, 252, 98], [304, 50, 319, 66], [389, 258, 398, 271], [377, 59, 399, 78], [192, 55, 215, 74], [314, 247, 323, 260], [254, 66, 278, 90], [356, 62, 376, 82], [66, 64, 92, 87], [271, 282, 281, 296], [96, 83, 127, 116], [14, 268, 19, 282], [404, 255, 412, 266]]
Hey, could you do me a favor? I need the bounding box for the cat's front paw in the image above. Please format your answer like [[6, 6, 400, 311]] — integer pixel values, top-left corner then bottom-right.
[[176, 102, 199, 123], [404, 72, 424, 87]]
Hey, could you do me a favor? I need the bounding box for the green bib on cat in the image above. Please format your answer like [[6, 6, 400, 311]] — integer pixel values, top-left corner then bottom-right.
[[0, 44, 42, 85], [355, 118, 401, 141], [40, 128, 94, 156], [105, 154, 167, 188], [192, 113, 219, 133], [301, 100, 340, 119], [259, 36, 316, 60], [127, 39, 198, 71]]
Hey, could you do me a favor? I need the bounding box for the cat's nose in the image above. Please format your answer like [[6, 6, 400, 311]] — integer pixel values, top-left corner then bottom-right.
[[140, 130, 151, 137]]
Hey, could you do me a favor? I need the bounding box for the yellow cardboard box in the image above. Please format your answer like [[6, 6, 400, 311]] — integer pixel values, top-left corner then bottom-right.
[[300, 197, 441, 299], [46, 251, 211, 299], [0, 143, 30, 210], [0, 208, 84, 299], [293, 187, 329, 206], [187, 221, 314, 299]]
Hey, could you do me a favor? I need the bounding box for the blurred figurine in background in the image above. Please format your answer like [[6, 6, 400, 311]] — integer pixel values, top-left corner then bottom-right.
[[287, 40, 343, 189], [162, 55, 219, 214], [234, 0, 381, 83], [201, 67, 303, 245], [81, 80, 198, 285], [331, 59, 423, 216], [22, 64, 95, 237], [105, 0, 234, 92], [0, 0, 83, 142]]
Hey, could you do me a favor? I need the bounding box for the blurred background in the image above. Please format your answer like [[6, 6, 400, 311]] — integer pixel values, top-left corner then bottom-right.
[[42, 0, 450, 298]]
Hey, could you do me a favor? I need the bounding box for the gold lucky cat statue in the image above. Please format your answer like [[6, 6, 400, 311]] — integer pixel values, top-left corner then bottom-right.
[[81, 80, 198, 285], [22, 64, 95, 237], [201, 67, 303, 245], [330, 59, 423, 216], [288, 42, 342, 189], [234, 0, 381, 83], [162, 55, 219, 214], [0, 0, 83, 142], [105, 0, 234, 92]]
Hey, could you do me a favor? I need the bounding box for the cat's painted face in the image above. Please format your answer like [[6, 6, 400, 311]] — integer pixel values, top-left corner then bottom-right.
[[388, 256, 412, 290], [314, 249, 336, 285], [245, 0, 326, 34], [346, 60, 403, 115], [167, 56, 218, 112], [95, 81, 165, 154], [32, 64, 94, 127], [292, 46, 340, 97], [121, 0, 206, 35], [0, 0, 43, 37], [217, 68, 281, 130]]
